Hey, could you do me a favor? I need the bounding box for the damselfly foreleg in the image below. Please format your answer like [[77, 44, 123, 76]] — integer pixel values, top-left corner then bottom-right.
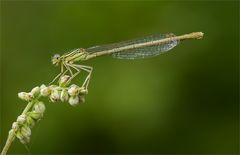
[[49, 62, 75, 85], [63, 62, 74, 77], [49, 63, 68, 85], [50, 72, 63, 85]]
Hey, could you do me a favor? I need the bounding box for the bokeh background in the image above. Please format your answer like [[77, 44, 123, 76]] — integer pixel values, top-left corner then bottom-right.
[[1, 0, 239, 154]]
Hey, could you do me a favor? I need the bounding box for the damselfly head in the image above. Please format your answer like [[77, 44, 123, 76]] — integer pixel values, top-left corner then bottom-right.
[[52, 54, 61, 66]]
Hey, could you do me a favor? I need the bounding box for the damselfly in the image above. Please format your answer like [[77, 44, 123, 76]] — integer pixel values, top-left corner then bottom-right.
[[51, 32, 204, 89]]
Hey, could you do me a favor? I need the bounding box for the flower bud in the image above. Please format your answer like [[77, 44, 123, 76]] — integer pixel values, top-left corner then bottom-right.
[[60, 89, 69, 102], [28, 111, 43, 120], [12, 122, 19, 129], [79, 87, 88, 95], [16, 130, 24, 140], [68, 84, 80, 96], [21, 125, 31, 137], [59, 75, 71, 86], [20, 136, 30, 144], [50, 89, 60, 102], [17, 114, 27, 124], [31, 86, 40, 97], [69, 96, 79, 106], [40, 85, 51, 97], [40, 84, 46, 89], [33, 102, 46, 113], [26, 116, 35, 128], [18, 92, 33, 102]]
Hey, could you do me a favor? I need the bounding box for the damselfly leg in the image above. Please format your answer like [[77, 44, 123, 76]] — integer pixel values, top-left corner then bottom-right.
[[68, 63, 93, 90], [49, 68, 68, 85], [63, 62, 74, 77], [49, 62, 74, 85]]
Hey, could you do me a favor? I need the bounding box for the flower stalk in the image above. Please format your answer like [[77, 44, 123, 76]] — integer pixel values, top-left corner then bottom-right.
[[1, 101, 35, 155], [1, 75, 88, 155]]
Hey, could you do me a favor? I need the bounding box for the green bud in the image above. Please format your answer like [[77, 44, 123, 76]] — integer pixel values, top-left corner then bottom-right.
[[31, 86, 40, 97], [68, 84, 80, 96], [21, 125, 31, 137], [28, 111, 43, 120], [17, 114, 27, 124], [26, 116, 35, 128], [79, 87, 88, 95], [40, 85, 51, 97], [50, 89, 60, 102], [16, 130, 24, 140], [20, 136, 30, 144], [59, 75, 71, 86], [18, 92, 33, 102], [69, 96, 79, 106], [60, 89, 69, 102], [40, 84, 46, 89], [33, 102, 46, 113]]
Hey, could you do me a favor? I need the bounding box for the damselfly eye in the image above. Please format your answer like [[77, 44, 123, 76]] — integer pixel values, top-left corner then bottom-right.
[[53, 54, 60, 59], [52, 54, 61, 65]]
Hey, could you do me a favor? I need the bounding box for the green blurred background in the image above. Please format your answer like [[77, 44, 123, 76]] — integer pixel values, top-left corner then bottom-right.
[[1, 0, 239, 154]]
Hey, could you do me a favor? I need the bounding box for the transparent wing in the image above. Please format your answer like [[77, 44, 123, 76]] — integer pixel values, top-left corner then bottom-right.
[[112, 33, 179, 59], [85, 33, 179, 59]]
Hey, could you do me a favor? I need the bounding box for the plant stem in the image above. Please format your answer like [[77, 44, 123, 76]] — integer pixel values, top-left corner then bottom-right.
[[1, 101, 35, 155]]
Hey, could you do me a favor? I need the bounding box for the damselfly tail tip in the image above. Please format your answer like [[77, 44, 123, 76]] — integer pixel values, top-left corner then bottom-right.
[[193, 32, 204, 39]]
